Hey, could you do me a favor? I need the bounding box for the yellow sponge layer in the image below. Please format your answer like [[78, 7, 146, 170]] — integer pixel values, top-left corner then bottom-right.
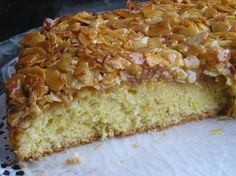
[[13, 81, 228, 160]]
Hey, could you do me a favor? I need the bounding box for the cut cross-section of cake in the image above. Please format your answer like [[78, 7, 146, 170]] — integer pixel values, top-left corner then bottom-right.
[[5, 0, 236, 161]]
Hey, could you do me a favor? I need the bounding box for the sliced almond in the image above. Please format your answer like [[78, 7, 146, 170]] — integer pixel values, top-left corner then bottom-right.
[[45, 69, 65, 91], [212, 22, 230, 32]]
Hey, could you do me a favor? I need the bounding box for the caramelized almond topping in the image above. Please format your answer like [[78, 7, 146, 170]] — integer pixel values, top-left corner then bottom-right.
[[5, 0, 236, 116]]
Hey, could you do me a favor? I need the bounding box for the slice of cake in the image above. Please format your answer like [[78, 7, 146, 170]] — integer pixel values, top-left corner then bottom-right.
[[5, 0, 236, 161]]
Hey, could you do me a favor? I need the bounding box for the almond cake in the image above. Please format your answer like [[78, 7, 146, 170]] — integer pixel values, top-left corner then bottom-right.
[[5, 0, 236, 161]]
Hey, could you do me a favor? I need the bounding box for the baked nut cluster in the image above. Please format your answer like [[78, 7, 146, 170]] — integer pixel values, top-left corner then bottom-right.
[[5, 0, 236, 116]]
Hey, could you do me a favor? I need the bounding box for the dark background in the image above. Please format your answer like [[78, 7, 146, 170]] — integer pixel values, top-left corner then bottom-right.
[[0, 0, 131, 42]]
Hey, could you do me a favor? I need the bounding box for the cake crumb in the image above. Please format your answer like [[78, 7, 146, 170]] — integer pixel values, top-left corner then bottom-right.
[[36, 169, 45, 175], [132, 144, 139, 148], [218, 116, 232, 120], [65, 153, 82, 165], [209, 128, 224, 135], [120, 160, 124, 164], [94, 144, 102, 150], [18, 161, 25, 169]]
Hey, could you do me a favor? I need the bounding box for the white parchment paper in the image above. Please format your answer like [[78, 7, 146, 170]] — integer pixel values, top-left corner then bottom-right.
[[25, 118, 236, 175]]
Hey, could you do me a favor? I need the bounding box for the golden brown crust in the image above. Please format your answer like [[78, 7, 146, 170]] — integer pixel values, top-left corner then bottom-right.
[[15, 111, 216, 162]]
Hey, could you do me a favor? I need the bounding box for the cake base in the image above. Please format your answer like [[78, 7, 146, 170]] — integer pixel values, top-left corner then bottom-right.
[[27, 111, 216, 162], [8, 80, 228, 161]]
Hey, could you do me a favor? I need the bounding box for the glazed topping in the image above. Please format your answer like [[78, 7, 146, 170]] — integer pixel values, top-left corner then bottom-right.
[[5, 0, 236, 113]]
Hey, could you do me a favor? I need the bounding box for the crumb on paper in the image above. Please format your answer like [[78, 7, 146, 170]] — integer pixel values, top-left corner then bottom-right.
[[120, 160, 124, 164], [35, 169, 45, 175], [209, 128, 224, 135], [132, 144, 139, 148], [18, 161, 25, 169], [218, 116, 232, 120], [65, 153, 82, 165], [94, 144, 102, 150]]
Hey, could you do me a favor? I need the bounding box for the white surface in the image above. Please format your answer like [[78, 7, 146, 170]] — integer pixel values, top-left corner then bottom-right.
[[24, 118, 236, 176]]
